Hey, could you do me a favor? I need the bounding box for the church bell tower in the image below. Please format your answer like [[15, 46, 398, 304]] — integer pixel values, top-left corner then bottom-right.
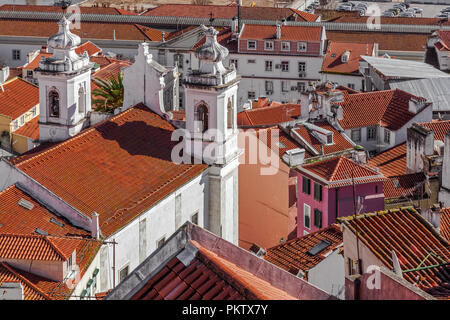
[[35, 16, 93, 142], [183, 25, 241, 244]]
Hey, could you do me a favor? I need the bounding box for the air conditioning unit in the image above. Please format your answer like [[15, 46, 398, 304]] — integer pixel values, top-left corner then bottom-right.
[[299, 72, 306, 78], [275, 64, 281, 69]]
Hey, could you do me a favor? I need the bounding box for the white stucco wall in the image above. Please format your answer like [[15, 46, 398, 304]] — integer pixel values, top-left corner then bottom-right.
[[321, 73, 365, 91], [308, 249, 346, 300]]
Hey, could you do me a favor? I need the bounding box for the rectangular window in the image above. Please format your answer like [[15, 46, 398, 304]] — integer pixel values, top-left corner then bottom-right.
[[367, 126, 377, 141], [298, 62, 306, 72], [174, 54, 183, 69], [281, 81, 289, 92], [12, 49, 20, 61], [326, 134, 333, 144], [304, 204, 311, 229], [20, 115, 24, 126], [302, 176, 311, 194], [314, 183, 322, 202], [247, 40, 257, 50], [247, 59, 256, 64], [248, 91, 255, 100], [119, 265, 129, 283], [384, 129, 391, 144], [281, 41, 291, 51], [297, 82, 306, 92], [265, 81, 273, 94], [351, 128, 361, 142], [265, 60, 273, 72], [264, 41, 274, 51], [230, 59, 238, 70], [281, 61, 289, 72], [314, 209, 322, 228], [298, 42, 307, 52], [13, 120, 18, 131], [32, 107, 37, 117], [348, 83, 355, 89]]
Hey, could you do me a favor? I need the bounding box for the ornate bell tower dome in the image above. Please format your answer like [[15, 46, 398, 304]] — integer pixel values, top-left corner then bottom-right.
[[183, 25, 241, 244], [35, 15, 93, 142]]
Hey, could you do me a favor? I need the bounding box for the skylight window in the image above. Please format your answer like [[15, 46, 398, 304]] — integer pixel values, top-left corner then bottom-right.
[[35, 228, 49, 236], [18, 198, 34, 210], [50, 217, 65, 228], [392, 179, 400, 188], [277, 141, 287, 148], [307, 240, 331, 256]]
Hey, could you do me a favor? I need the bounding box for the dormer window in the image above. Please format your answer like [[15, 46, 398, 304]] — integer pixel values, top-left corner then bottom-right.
[[298, 42, 307, 52], [281, 41, 290, 51], [264, 41, 274, 51], [48, 89, 60, 118], [341, 51, 350, 63], [247, 40, 257, 50], [326, 133, 333, 145]]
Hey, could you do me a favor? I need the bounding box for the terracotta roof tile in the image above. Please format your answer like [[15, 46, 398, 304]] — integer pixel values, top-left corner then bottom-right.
[[441, 208, 450, 242], [265, 224, 343, 275], [0, 78, 39, 120], [131, 240, 297, 300], [0, 233, 79, 261], [437, 31, 450, 51], [290, 9, 319, 22], [339, 208, 450, 299], [10, 104, 208, 237], [13, 117, 39, 140], [331, 16, 450, 26], [321, 41, 374, 75], [0, 19, 157, 41], [0, 4, 127, 15], [237, 103, 301, 127], [338, 89, 428, 130], [74, 41, 102, 56], [366, 143, 407, 177], [383, 173, 426, 199], [326, 31, 428, 52], [294, 121, 354, 157], [418, 120, 450, 141], [301, 156, 383, 186], [23, 52, 52, 70], [240, 24, 322, 41]]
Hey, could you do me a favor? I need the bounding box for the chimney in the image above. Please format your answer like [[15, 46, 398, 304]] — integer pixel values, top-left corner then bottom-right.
[[91, 211, 101, 239], [406, 124, 434, 173], [276, 23, 282, 39], [282, 148, 305, 167], [231, 16, 238, 35], [0, 66, 9, 84], [408, 99, 419, 114], [0, 282, 24, 300], [113, 29, 116, 40]]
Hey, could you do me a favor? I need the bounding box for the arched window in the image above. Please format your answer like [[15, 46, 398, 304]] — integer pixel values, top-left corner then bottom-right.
[[196, 104, 209, 133], [48, 89, 60, 118], [78, 86, 85, 114], [227, 97, 233, 129]]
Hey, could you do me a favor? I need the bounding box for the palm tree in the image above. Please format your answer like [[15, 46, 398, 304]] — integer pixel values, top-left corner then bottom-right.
[[92, 72, 124, 113]]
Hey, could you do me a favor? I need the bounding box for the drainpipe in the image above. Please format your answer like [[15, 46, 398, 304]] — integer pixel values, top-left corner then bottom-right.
[[335, 187, 339, 222]]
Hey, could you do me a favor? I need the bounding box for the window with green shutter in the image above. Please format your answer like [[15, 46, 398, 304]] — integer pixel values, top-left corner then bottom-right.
[[80, 289, 87, 300], [314, 209, 322, 228], [314, 183, 322, 202], [302, 176, 311, 195]]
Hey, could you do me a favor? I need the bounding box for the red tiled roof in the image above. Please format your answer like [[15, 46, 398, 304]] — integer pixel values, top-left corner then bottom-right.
[[265, 225, 343, 275], [338, 89, 428, 130], [91, 59, 132, 92], [13, 117, 39, 140], [366, 143, 407, 177], [165, 26, 198, 41], [0, 262, 54, 300], [326, 31, 428, 52], [383, 173, 426, 200], [143, 4, 296, 21], [418, 120, 450, 141], [134, 25, 164, 41], [237, 104, 301, 127], [441, 208, 450, 242], [240, 24, 322, 41], [193, 27, 235, 51], [290, 9, 319, 22], [0, 4, 128, 15], [321, 41, 374, 75], [131, 240, 297, 300], [437, 31, 450, 51], [11, 104, 208, 237], [294, 121, 354, 157], [0, 233, 79, 261], [339, 208, 450, 299], [0, 19, 158, 41], [0, 78, 39, 120], [331, 16, 450, 26], [301, 156, 383, 186], [75, 41, 102, 56], [23, 52, 52, 70]]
